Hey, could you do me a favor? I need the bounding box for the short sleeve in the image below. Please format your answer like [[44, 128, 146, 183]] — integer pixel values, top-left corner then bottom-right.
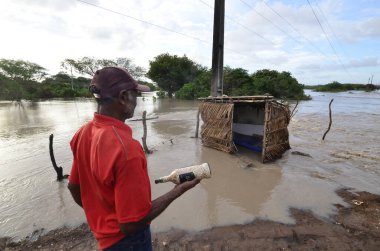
[[114, 156, 152, 223], [69, 132, 80, 184]]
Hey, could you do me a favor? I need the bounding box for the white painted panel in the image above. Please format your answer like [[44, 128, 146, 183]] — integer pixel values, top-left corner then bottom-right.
[[232, 123, 264, 136]]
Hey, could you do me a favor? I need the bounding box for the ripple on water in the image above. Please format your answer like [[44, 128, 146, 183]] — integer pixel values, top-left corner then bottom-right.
[[1, 94, 380, 239]]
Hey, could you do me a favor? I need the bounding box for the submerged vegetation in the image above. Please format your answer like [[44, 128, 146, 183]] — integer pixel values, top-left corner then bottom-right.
[[0, 70, 92, 101], [305, 81, 378, 92], [0, 58, 153, 101], [0, 59, 91, 101], [175, 68, 310, 100], [6, 55, 373, 101]]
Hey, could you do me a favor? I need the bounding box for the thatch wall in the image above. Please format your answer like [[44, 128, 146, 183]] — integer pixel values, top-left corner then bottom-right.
[[199, 102, 235, 153], [262, 101, 291, 162]]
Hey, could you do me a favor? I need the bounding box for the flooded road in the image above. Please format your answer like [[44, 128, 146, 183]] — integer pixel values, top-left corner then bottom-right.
[[0, 90, 379, 239]]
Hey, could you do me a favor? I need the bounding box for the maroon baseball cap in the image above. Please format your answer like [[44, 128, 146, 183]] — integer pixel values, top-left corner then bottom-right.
[[89, 67, 150, 98]]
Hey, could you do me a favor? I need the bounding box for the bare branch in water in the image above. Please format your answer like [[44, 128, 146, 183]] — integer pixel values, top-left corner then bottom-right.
[[290, 100, 299, 119], [322, 99, 334, 140]]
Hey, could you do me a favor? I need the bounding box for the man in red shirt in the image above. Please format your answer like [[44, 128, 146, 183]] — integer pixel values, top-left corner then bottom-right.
[[68, 67, 200, 250]]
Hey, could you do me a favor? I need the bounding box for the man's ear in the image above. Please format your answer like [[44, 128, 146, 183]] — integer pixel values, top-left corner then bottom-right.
[[118, 90, 128, 105]]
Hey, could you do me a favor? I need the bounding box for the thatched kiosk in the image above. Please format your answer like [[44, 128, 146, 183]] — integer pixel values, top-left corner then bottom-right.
[[199, 96, 291, 163]]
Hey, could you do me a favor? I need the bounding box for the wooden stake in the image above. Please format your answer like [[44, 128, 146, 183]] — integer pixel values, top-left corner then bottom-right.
[[322, 99, 334, 140], [142, 111, 152, 154], [49, 134, 68, 181], [194, 109, 200, 138], [290, 100, 299, 119]]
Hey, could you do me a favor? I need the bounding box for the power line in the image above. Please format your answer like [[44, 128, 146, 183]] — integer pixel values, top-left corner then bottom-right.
[[227, 0, 353, 81], [238, 0, 301, 46], [313, 0, 348, 56], [77, 0, 209, 44], [199, 0, 275, 46], [306, 0, 350, 75], [314, 2, 339, 41], [237, 0, 344, 66], [77, 0, 249, 59], [260, 0, 336, 62], [198, 0, 304, 62]]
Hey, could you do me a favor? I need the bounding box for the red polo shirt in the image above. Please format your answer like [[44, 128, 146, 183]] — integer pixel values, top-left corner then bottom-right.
[[69, 113, 152, 249]]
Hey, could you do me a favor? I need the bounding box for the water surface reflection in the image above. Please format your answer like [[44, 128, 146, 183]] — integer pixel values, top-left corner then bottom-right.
[[0, 91, 379, 239]]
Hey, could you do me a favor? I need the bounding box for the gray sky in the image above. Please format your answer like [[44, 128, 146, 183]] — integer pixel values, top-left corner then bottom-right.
[[1, 0, 379, 84]]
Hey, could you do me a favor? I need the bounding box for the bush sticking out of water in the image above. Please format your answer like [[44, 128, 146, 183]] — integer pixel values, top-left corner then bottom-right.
[[309, 81, 378, 92]]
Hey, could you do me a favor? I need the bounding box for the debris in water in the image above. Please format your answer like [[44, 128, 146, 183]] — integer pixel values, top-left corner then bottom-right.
[[291, 151, 312, 157], [243, 163, 254, 169], [352, 200, 364, 206]]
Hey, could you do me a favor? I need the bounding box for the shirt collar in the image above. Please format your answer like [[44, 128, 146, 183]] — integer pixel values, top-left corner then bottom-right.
[[93, 113, 132, 135]]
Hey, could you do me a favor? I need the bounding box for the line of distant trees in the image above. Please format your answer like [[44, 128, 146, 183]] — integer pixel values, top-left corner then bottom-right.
[[305, 81, 378, 92], [0, 54, 311, 101], [0, 59, 88, 100], [0, 58, 156, 101]]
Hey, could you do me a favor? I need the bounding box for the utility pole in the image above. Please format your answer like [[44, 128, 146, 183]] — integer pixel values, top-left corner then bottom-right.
[[211, 0, 225, 97]]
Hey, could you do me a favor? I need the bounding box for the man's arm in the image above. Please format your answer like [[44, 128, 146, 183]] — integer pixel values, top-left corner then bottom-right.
[[119, 178, 200, 235], [68, 183, 83, 208]]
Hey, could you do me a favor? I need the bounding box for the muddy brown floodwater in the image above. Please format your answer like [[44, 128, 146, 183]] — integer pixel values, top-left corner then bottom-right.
[[1, 90, 380, 250], [1, 189, 379, 250]]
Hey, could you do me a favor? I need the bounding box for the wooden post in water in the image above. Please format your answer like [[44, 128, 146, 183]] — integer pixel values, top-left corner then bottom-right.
[[194, 109, 200, 138], [142, 111, 152, 154], [322, 99, 334, 140], [49, 134, 68, 181]]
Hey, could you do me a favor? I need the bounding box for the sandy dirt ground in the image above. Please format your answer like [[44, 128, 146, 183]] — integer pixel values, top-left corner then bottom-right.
[[1, 188, 379, 251]]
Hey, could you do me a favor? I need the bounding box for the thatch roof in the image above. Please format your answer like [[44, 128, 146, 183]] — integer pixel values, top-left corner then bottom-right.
[[199, 95, 274, 103]]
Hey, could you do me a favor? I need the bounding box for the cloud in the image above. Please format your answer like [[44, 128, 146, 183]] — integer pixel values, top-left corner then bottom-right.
[[357, 18, 380, 38], [0, 0, 377, 85], [337, 17, 380, 43], [346, 57, 379, 68], [16, 0, 82, 11], [295, 56, 379, 73]]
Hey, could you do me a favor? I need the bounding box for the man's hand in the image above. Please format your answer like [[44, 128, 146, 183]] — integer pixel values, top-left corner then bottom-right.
[[119, 178, 200, 236], [174, 178, 201, 195]]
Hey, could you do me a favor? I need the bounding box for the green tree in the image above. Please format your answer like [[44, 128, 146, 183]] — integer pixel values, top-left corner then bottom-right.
[[61, 57, 114, 76], [0, 59, 46, 81], [61, 57, 146, 79], [42, 73, 92, 98], [315, 81, 342, 92], [175, 83, 195, 100], [0, 73, 23, 101], [138, 80, 157, 91], [176, 69, 211, 99], [250, 69, 307, 99], [193, 70, 212, 98], [114, 58, 146, 79], [223, 67, 252, 96], [147, 53, 203, 98], [43, 72, 91, 88], [312, 82, 377, 92]]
